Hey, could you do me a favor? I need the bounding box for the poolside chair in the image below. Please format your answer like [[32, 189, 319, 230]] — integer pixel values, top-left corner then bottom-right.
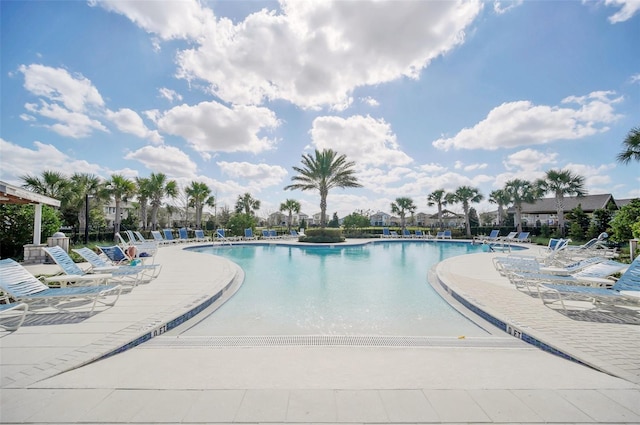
[[0, 302, 28, 331], [42, 246, 113, 288], [493, 255, 605, 277], [121, 231, 158, 257], [0, 258, 122, 314], [244, 228, 256, 240], [499, 231, 518, 242], [96, 245, 160, 278], [474, 229, 500, 243], [194, 229, 211, 242], [178, 228, 194, 243], [290, 229, 300, 238], [73, 247, 160, 283], [162, 229, 179, 244], [402, 229, 412, 238], [516, 232, 531, 243], [269, 229, 281, 239], [535, 256, 640, 312], [134, 231, 155, 244], [508, 259, 630, 293], [381, 227, 392, 238], [436, 230, 452, 239], [261, 229, 272, 239], [151, 230, 170, 245], [389, 230, 399, 238]]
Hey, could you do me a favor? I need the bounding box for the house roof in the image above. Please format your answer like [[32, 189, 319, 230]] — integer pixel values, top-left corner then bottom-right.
[[615, 198, 639, 208], [519, 194, 614, 214], [428, 209, 463, 219]]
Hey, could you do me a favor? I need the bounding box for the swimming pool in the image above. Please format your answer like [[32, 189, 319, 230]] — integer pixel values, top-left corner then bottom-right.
[[183, 241, 490, 337]]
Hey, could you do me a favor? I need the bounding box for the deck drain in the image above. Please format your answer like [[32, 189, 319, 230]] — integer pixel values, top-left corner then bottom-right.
[[141, 335, 527, 348]]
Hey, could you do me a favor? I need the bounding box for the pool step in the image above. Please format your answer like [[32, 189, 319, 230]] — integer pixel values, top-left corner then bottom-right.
[[141, 335, 529, 348]]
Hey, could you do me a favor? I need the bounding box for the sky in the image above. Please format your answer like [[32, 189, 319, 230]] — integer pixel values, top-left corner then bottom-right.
[[1, 0, 639, 220]]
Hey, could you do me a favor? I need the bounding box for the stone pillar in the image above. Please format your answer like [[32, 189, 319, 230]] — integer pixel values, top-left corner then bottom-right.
[[23, 244, 47, 265]]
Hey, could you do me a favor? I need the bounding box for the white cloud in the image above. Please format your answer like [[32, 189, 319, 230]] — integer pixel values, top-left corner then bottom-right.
[[124, 145, 198, 178], [90, 0, 215, 40], [310, 115, 413, 167], [19, 64, 104, 112], [104, 0, 482, 109], [106, 108, 163, 144], [630, 73, 640, 84], [360, 96, 380, 107], [156, 101, 280, 157], [25, 101, 108, 138], [217, 161, 288, 190], [502, 148, 557, 172], [493, 0, 523, 15], [432, 91, 623, 151], [604, 0, 640, 23], [158, 87, 183, 103], [0, 139, 105, 184], [19, 64, 109, 138]]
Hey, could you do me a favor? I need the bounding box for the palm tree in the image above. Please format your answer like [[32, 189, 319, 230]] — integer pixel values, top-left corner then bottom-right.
[[20, 170, 69, 199], [68, 173, 108, 238], [489, 189, 511, 226], [186, 181, 214, 229], [280, 199, 301, 232], [284, 149, 362, 228], [504, 179, 541, 233], [147, 172, 178, 230], [135, 177, 151, 230], [537, 169, 587, 236], [427, 189, 448, 229], [448, 186, 483, 237], [235, 193, 261, 216], [390, 197, 416, 233], [617, 126, 640, 164], [105, 174, 136, 237]]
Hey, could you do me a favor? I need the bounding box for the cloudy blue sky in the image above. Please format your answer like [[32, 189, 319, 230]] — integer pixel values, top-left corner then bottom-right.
[[1, 0, 639, 219]]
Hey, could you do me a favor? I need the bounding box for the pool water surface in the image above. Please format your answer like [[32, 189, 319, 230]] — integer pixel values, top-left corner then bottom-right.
[[184, 241, 490, 337]]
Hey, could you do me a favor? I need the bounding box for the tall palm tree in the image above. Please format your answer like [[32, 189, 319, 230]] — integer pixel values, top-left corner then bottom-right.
[[105, 174, 136, 237], [390, 197, 416, 233], [20, 170, 70, 199], [135, 177, 151, 230], [147, 172, 178, 230], [68, 173, 108, 236], [284, 149, 362, 228], [280, 199, 301, 232], [448, 186, 483, 237], [235, 192, 261, 216], [489, 189, 511, 226], [504, 179, 540, 233], [426, 189, 448, 229], [536, 169, 587, 236], [617, 126, 640, 164], [186, 181, 214, 229]]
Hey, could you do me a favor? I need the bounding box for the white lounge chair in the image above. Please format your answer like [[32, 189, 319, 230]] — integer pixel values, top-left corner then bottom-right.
[[0, 302, 28, 331], [194, 229, 211, 242], [73, 247, 160, 283], [42, 246, 113, 288], [243, 228, 256, 240], [0, 258, 122, 314], [535, 256, 640, 312]]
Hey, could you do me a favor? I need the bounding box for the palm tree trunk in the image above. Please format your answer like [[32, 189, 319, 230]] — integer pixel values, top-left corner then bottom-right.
[[556, 194, 565, 236], [320, 190, 328, 228]]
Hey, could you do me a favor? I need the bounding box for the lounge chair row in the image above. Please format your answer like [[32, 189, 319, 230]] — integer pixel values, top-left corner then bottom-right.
[[0, 244, 165, 331], [492, 236, 639, 313], [381, 228, 435, 239]]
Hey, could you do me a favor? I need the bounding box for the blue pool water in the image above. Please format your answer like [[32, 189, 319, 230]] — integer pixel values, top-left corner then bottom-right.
[[184, 241, 490, 337]]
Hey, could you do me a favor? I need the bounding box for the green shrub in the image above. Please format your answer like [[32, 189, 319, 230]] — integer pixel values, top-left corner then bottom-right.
[[300, 228, 344, 243]]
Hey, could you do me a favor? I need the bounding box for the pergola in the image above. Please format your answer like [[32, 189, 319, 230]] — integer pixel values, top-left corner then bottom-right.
[[0, 180, 61, 245]]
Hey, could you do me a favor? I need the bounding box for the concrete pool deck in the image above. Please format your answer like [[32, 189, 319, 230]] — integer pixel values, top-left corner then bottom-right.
[[1, 239, 639, 423]]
